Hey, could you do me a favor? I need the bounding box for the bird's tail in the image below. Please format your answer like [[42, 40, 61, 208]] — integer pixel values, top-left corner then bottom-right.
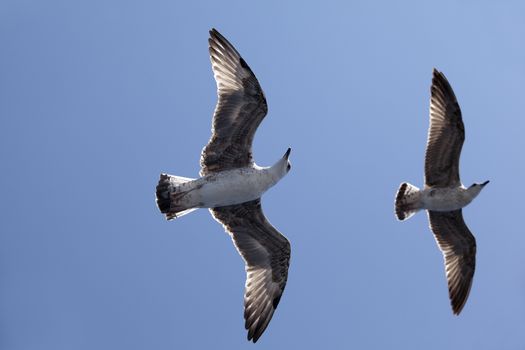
[[395, 182, 422, 221], [156, 173, 198, 220]]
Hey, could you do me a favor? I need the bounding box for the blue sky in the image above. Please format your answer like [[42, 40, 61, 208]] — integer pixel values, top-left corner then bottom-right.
[[1, 1, 525, 349]]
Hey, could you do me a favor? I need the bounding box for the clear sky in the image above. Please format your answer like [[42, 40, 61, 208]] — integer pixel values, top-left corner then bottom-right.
[[1, 1, 525, 349]]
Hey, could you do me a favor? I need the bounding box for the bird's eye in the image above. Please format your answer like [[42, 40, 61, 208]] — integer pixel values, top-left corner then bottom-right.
[[287, 164, 291, 171]]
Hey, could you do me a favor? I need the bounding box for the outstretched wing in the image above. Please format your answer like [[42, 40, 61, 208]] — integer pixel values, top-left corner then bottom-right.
[[427, 210, 476, 314], [424, 69, 465, 188], [210, 199, 290, 343], [200, 29, 268, 176]]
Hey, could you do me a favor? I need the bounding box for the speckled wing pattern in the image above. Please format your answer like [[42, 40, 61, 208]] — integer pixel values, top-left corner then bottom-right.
[[428, 210, 476, 314], [200, 28, 268, 176], [210, 199, 290, 343], [425, 69, 465, 188]]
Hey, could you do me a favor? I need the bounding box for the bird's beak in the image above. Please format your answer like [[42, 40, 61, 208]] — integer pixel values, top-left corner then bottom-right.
[[283, 147, 291, 160], [481, 180, 490, 186]]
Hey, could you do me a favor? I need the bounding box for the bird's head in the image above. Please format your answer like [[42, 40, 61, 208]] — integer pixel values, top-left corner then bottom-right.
[[271, 148, 292, 180], [467, 180, 490, 198], [284, 147, 292, 174]]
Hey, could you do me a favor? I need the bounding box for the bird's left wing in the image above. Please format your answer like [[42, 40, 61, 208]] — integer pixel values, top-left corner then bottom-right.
[[424, 69, 465, 188], [210, 199, 290, 343], [427, 210, 476, 314], [200, 29, 268, 176]]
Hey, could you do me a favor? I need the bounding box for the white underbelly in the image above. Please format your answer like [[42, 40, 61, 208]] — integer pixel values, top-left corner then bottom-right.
[[421, 188, 471, 211], [196, 170, 272, 208], [423, 198, 464, 211]]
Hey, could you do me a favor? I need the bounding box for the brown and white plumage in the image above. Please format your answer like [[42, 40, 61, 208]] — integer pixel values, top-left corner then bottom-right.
[[428, 210, 476, 315], [424, 70, 476, 314], [395, 69, 488, 315], [200, 29, 268, 176], [211, 199, 290, 343], [156, 28, 291, 343], [201, 29, 290, 342], [425, 69, 465, 188]]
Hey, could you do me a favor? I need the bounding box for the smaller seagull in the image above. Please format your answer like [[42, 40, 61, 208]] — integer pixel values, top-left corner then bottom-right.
[[156, 29, 292, 343], [395, 69, 489, 315]]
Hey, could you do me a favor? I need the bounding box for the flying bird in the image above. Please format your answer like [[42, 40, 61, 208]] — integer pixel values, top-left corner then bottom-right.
[[156, 28, 292, 343], [395, 69, 489, 315]]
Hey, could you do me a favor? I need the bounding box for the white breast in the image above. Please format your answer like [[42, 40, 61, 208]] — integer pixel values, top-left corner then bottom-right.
[[421, 187, 474, 211], [196, 168, 276, 208]]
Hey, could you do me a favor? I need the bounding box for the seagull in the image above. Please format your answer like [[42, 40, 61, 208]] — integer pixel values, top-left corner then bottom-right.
[[155, 28, 292, 343], [395, 69, 489, 315]]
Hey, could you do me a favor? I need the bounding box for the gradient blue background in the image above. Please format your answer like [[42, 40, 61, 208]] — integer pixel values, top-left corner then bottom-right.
[[2, 1, 525, 349]]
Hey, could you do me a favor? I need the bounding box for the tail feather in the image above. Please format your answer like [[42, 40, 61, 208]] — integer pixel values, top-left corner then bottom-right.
[[156, 173, 197, 220], [395, 182, 421, 221]]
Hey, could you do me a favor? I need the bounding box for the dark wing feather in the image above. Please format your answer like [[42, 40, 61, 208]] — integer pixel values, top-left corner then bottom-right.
[[210, 199, 290, 343], [200, 29, 268, 176], [424, 69, 464, 187], [427, 210, 476, 314]]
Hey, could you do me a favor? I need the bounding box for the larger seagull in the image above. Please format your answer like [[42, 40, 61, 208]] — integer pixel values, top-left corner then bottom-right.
[[156, 29, 291, 342], [395, 69, 488, 314]]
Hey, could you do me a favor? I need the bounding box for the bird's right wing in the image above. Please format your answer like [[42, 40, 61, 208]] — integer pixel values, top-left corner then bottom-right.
[[210, 199, 290, 343], [427, 210, 476, 314]]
